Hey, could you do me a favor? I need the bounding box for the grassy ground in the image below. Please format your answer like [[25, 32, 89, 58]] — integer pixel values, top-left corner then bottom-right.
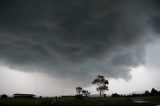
[[142, 96, 160, 101], [0, 97, 156, 106]]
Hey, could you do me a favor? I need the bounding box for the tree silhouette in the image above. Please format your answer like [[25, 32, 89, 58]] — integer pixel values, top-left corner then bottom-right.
[[76, 87, 83, 95], [112, 93, 120, 97], [144, 90, 150, 96], [151, 88, 158, 96], [82, 90, 90, 96], [92, 75, 109, 97]]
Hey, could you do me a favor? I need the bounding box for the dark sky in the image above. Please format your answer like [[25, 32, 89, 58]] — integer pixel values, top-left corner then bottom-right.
[[0, 0, 160, 93]]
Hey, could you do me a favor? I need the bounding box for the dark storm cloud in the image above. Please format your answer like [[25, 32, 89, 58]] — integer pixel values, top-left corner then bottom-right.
[[0, 0, 159, 84]]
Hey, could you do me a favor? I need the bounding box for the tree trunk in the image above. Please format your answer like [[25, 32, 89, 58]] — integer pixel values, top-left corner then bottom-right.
[[100, 90, 102, 97]]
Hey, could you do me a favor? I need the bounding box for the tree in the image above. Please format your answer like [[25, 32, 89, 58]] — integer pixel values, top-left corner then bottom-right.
[[76, 87, 83, 95], [82, 90, 90, 96], [112, 93, 120, 97], [92, 75, 109, 97], [144, 90, 150, 96], [151, 88, 158, 96]]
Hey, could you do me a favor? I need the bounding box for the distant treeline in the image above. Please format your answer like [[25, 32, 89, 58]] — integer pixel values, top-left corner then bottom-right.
[[112, 88, 160, 97]]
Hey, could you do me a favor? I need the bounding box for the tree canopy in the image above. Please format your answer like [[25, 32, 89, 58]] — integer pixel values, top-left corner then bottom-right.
[[92, 75, 109, 97]]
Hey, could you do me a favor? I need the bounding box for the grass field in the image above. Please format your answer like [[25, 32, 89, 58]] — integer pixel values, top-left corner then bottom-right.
[[0, 96, 158, 106]]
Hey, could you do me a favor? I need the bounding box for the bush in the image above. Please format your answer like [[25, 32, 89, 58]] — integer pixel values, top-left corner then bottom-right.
[[112, 93, 120, 97], [75, 95, 83, 99]]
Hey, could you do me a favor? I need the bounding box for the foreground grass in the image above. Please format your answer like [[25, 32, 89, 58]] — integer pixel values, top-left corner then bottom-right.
[[57, 97, 129, 106], [141, 96, 160, 101], [0, 97, 155, 106]]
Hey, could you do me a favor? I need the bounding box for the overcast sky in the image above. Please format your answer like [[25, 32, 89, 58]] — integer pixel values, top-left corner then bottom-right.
[[0, 0, 160, 96]]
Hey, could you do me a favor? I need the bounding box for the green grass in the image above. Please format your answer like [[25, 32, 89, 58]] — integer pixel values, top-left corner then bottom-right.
[[0, 97, 156, 106], [141, 96, 160, 101], [0, 98, 56, 106], [56, 97, 129, 106], [0, 98, 36, 106]]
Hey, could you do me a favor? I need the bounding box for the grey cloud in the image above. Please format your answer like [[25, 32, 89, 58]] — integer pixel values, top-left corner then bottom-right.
[[0, 0, 159, 85]]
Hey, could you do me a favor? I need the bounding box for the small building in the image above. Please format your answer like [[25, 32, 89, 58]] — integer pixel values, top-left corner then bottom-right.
[[13, 93, 36, 98], [1, 94, 8, 98]]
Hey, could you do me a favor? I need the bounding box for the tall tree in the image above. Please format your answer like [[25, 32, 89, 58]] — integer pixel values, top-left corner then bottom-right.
[[76, 87, 83, 95], [92, 75, 109, 97]]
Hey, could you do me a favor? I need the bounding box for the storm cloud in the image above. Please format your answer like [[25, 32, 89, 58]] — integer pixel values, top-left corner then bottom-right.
[[0, 0, 159, 84]]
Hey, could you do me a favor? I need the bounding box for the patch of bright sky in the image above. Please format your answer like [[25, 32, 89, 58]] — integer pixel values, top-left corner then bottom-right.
[[87, 38, 160, 95]]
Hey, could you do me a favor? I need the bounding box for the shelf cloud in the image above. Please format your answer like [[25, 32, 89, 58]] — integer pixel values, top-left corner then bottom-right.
[[0, 0, 160, 85]]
